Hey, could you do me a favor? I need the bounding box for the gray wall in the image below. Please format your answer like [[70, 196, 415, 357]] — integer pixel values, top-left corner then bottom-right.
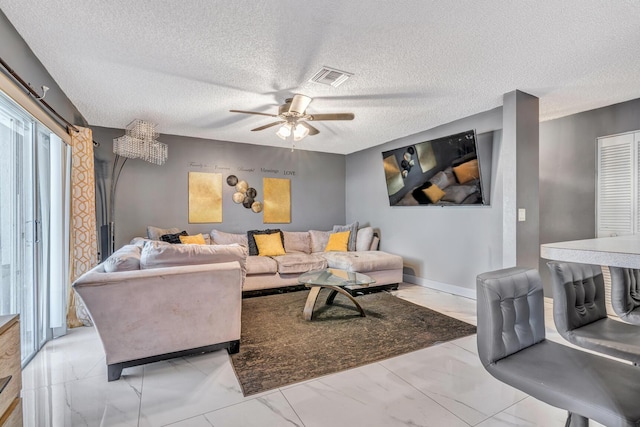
[[0, 11, 86, 127], [345, 108, 504, 297], [538, 97, 640, 293], [505, 91, 540, 270], [92, 127, 346, 249]]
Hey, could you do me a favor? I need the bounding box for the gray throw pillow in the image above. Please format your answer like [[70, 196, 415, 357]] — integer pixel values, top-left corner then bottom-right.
[[332, 222, 359, 251]]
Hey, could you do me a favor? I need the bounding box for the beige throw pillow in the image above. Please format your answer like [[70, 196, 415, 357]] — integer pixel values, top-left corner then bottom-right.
[[283, 231, 311, 254], [210, 229, 248, 247], [309, 230, 331, 253], [356, 227, 374, 252], [147, 226, 180, 241]]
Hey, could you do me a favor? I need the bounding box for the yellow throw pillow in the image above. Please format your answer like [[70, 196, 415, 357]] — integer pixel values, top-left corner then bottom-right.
[[179, 234, 206, 245], [253, 233, 286, 256], [422, 184, 445, 203], [324, 230, 350, 252], [453, 159, 480, 184]]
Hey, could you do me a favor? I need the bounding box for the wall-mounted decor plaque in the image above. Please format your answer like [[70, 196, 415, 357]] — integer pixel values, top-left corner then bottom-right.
[[263, 178, 291, 223], [188, 172, 222, 223]]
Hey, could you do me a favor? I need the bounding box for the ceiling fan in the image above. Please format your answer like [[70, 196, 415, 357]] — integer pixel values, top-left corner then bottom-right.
[[230, 94, 355, 141]]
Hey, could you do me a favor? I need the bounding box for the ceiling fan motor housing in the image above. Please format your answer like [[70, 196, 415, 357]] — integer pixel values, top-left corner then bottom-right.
[[288, 94, 312, 115]]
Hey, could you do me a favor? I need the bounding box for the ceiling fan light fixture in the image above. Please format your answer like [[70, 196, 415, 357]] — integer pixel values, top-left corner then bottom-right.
[[276, 123, 293, 140], [293, 123, 309, 141]]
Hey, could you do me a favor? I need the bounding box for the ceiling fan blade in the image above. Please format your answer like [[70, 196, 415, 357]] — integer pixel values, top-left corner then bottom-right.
[[308, 113, 355, 121], [230, 109, 278, 118], [251, 121, 285, 131], [299, 122, 320, 135]]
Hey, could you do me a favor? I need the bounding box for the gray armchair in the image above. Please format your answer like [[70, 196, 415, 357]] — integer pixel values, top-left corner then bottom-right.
[[609, 266, 640, 324], [547, 261, 640, 364], [477, 267, 640, 427]]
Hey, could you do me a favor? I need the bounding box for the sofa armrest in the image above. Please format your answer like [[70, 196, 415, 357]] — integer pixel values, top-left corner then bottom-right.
[[73, 261, 242, 365]]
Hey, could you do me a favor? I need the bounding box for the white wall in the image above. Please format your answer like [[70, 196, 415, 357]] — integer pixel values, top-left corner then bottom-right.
[[345, 108, 504, 298]]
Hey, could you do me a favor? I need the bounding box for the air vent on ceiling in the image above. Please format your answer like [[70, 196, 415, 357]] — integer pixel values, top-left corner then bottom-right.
[[309, 67, 353, 87]]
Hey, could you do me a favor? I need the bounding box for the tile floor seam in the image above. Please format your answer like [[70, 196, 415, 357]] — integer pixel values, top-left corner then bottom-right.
[[376, 360, 472, 426], [137, 366, 145, 427], [275, 389, 307, 427], [471, 394, 530, 426], [450, 339, 478, 356]]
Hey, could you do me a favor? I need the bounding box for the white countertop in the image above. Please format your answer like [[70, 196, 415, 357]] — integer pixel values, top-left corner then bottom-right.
[[541, 235, 640, 268]]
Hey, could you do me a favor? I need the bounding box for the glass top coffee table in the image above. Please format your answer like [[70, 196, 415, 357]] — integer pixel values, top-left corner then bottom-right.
[[298, 268, 376, 321]]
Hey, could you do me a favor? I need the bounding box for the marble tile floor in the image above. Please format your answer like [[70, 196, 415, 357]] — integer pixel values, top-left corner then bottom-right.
[[21, 283, 604, 427]]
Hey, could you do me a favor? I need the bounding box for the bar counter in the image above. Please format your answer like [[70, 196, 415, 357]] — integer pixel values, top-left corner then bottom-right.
[[540, 235, 640, 268]]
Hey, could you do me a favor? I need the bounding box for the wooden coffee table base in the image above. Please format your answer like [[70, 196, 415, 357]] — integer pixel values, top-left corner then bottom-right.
[[303, 284, 366, 321]]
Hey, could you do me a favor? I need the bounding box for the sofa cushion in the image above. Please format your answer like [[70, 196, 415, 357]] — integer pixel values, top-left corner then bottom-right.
[[325, 231, 350, 252], [356, 227, 374, 252], [246, 255, 278, 275], [147, 225, 180, 241], [247, 229, 283, 256], [271, 253, 327, 274], [129, 237, 155, 248], [140, 241, 247, 280], [283, 231, 311, 254], [321, 251, 403, 273], [442, 184, 478, 204], [332, 222, 359, 251], [254, 233, 286, 256], [210, 229, 248, 247], [103, 244, 142, 273], [309, 230, 331, 253]]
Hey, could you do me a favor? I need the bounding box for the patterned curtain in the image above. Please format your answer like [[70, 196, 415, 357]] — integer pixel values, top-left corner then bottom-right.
[[67, 126, 97, 327]]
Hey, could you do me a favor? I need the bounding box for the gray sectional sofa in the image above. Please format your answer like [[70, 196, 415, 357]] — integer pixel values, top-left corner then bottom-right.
[[206, 227, 403, 293], [72, 224, 403, 381]]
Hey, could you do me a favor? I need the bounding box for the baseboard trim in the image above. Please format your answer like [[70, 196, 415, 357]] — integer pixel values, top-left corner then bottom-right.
[[402, 274, 477, 300]]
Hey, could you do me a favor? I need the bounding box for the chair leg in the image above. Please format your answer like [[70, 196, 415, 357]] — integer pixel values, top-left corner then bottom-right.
[[566, 412, 589, 427]]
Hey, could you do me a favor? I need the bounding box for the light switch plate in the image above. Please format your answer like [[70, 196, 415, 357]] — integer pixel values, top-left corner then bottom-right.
[[518, 208, 526, 222]]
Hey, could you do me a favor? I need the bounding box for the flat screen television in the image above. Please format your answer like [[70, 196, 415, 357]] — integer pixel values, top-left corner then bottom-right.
[[382, 129, 487, 206]]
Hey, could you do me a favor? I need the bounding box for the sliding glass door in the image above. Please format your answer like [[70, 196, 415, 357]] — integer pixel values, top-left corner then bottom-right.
[[0, 91, 69, 364]]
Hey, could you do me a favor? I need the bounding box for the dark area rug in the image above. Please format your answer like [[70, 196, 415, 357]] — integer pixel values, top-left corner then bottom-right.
[[230, 289, 476, 396]]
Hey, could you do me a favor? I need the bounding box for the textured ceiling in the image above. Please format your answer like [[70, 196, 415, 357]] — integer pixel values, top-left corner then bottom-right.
[[2, 1, 640, 154]]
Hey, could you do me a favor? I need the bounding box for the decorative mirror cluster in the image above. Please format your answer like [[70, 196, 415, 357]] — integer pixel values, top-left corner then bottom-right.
[[400, 146, 416, 178], [227, 175, 263, 213]]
